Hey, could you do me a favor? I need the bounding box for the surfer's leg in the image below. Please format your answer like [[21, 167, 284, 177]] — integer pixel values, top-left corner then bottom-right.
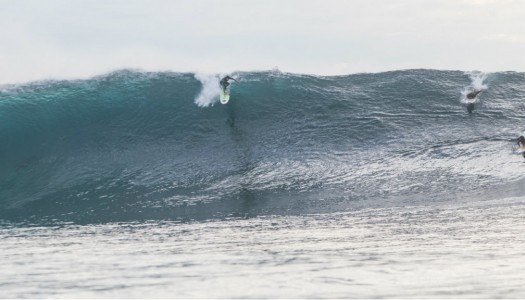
[[467, 103, 474, 114]]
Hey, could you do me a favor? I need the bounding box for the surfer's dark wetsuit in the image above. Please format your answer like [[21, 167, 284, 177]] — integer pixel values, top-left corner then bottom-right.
[[220, 76, 237, 90], [466, 90, 482, 99], [518, 136, 525, 158]]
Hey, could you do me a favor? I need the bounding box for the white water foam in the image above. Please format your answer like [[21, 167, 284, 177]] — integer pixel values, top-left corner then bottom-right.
[[194, 73, 220, 107], [469, 71, 488, 91]]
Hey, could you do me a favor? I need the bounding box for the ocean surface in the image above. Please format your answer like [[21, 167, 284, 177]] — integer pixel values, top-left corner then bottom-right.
[[1, 69, 525, 298]]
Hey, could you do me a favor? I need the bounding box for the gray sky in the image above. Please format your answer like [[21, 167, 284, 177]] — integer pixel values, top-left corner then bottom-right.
[[1, 0, 524, 83]]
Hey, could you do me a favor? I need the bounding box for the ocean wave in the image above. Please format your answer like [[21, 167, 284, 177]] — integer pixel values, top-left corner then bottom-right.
[[1, 69, 525, 224]]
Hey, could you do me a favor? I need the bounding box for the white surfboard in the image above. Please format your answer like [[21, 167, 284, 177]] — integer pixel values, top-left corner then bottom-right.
[[220, 87, 230, 104]]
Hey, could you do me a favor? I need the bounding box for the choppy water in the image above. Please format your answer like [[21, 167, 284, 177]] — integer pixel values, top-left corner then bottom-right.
[[1, 69, 525, 297]]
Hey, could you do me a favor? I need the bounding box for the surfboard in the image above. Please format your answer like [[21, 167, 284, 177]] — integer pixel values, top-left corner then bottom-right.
[[220, 87, 230, 104]]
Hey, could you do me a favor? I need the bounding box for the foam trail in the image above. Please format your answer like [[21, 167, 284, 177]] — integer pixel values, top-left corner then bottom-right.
[[194, 73, 220, 107]]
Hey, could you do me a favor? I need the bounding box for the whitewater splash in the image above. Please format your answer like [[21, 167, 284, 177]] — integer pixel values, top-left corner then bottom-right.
[[470, 72, 489, 90], [194, 73, 220, 107], [194, 73, 242, 107]]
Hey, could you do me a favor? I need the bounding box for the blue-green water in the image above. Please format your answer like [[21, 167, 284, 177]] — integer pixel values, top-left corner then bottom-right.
[[1, 69, 525, 297]]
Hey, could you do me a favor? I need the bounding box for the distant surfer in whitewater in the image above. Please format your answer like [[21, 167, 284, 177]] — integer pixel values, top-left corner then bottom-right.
[[220, 76, 238, 90], [517, 136, 525, 158], [518, 136, 525, 147], [466, 89, 482, 114]]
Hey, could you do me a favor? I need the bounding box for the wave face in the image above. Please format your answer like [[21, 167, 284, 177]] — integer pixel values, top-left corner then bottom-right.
[[1, 69, 525, 224]]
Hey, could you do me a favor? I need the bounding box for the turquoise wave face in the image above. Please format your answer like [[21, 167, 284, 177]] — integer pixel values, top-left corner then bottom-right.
[[1, 70, 525, 224]]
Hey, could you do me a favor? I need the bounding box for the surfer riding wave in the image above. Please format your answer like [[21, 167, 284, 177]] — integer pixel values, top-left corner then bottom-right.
[[220, 76, 238, 91], [464, 89, 483, 114]]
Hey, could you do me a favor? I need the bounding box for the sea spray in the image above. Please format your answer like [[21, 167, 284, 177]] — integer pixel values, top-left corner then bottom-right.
[[469, 71, 489, 91], [194, 73, 220, 107]]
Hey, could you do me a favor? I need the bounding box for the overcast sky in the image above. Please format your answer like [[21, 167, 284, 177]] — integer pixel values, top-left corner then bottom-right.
[[1, 0, 524, 84]]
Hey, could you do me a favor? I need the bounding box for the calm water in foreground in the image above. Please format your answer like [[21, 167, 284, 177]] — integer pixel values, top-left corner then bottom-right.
[[1, 196, 525, 298]]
